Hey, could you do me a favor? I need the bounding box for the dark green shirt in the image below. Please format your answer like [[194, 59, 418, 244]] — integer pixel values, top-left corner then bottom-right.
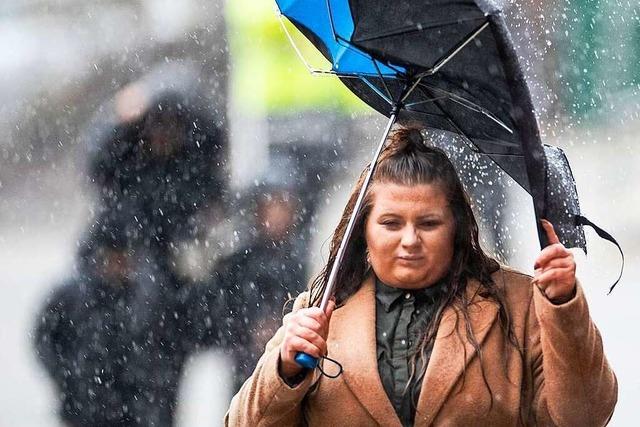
[[375, 278, 446, 427]]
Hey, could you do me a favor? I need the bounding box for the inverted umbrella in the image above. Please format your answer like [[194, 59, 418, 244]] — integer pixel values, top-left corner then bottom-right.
[[274, 0, 622, 368]]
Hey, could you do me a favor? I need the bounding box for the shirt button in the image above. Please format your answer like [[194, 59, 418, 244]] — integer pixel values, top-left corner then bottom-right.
[[405, 293, 411, 299], [401, 339, 406, 345]]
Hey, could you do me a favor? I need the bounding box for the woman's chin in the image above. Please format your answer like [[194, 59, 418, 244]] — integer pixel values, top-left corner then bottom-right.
[[387, 270, 431, 289]]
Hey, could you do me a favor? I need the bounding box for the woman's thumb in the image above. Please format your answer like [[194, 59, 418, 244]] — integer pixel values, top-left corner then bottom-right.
[[325, 298, 336, 320]]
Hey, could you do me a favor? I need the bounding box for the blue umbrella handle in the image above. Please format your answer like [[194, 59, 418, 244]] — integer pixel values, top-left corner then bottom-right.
[[295, 352, 318, 369]]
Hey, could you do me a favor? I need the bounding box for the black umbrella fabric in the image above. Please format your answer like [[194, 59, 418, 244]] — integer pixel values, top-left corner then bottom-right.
[[276, 0, 590, 249]]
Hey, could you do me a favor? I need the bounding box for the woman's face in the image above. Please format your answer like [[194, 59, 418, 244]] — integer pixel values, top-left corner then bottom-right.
[[365, 182, 456, 289]]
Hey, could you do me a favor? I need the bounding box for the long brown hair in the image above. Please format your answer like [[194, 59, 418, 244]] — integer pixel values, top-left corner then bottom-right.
[[308, 125, 520, 406]]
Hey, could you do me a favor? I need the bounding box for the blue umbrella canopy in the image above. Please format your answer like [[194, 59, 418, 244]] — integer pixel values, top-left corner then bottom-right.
[[276, 0, 592, 251]]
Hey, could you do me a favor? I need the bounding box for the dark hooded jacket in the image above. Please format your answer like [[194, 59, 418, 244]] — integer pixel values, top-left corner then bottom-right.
[[212, 238, 307, 390], [34, 247, 204, 426], [88, 92, 227, 244]]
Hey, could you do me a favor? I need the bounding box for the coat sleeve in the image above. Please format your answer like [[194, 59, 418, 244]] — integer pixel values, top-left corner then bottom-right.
[[33, 287, 71, 383], [224, 292, 318, 426], [528, 281, 617, 426]]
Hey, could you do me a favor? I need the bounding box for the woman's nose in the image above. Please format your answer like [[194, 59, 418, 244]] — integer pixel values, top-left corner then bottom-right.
[[400, 225, 420, 247]]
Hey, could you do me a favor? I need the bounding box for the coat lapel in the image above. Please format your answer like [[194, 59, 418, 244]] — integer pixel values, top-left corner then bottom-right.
[[328, 275, 402, 427], [414, 278, 500, 426]]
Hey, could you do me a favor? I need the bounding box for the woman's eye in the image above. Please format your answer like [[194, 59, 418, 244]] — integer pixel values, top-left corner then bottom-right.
[[419, 221, 440, 228], [380, 221, 400, 228]]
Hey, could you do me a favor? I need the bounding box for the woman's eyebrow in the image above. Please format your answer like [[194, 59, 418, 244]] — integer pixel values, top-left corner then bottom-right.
[[375, 211, 443, 220], [377, 212, 402, 219], [416, 213, 443, 220]]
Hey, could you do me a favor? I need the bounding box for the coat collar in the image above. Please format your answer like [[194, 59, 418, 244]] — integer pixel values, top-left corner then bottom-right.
[[415, 277, 499, 425], [327, 274, 499, 426], [328, 274, 402, 426], [375, 276, 448, 313]]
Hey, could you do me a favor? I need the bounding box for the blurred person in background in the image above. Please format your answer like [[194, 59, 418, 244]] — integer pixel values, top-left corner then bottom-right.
[[33, 215, 218, 427], [213, 181, 308, 392], [36, 79, 232, 426], [88, 83, 227, 253], [34, 217, 141, 426]]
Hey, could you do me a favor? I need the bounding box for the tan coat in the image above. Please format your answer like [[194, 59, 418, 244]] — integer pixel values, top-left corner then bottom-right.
[[225, 267, 617, 426]]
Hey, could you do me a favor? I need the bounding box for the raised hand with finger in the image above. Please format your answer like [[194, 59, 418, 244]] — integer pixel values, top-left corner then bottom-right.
[[532, 220, 577, 304]]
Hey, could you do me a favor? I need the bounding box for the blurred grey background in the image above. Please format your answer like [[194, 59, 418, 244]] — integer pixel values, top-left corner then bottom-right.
[[0, 0, 638, 425]]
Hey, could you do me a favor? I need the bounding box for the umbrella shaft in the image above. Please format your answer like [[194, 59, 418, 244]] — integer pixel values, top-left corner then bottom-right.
[[319, 112, 398, 312]]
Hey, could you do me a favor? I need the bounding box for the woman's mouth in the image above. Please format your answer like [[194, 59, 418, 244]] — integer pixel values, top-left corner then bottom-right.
[[398, 255, 425, 262]]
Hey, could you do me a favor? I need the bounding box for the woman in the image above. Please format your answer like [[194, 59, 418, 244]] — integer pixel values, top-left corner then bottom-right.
[[225, 127, 617, 426]]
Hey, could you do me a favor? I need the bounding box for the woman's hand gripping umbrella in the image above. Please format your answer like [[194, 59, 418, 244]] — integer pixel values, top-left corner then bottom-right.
[[279, 300, 337, 382], [533, 219, 578, 305]]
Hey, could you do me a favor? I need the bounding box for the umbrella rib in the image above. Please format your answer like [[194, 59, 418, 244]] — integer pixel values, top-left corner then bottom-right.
[[277, 12, 329, 75], [420, 87, 531, 183], [404, 95, 450, 108], [403, 106, 449, 119], [352, 16, 486, 43], [280, 22, 393, 80], [429, 73, 516, 129], [418, 85, 481, 152], [472, 137, 521, 150], [418, 20, 490, 77], [326, 0, 339, 43], [405, 106, 523, 156], [278, 11, 356, 77], [399, 75, 425, 104], [447, 96, 514, 134], [372, 60, 393, 101], [480, 152, 524, 157], [417, 82, 514, 134], [360, 76, 393, 105], [282, 0, 406, 80]]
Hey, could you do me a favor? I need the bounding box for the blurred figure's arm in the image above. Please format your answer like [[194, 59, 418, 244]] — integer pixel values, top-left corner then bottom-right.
[[184, 259, 236, 352], [184, 280, 223, 350], [33, 286, 70, 382], [88, 124, 138, 190]]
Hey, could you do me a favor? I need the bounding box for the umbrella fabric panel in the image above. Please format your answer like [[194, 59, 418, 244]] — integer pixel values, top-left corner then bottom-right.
[[349, 0, 489, 71], [338, 1, 533, 194], [488, 13, 549, 243], [543, 145, 587, 251], [340, 73, 533, 193], [275, 0, 401, 76], [339, 73, 533, 193], [346, 0, 523, 149]]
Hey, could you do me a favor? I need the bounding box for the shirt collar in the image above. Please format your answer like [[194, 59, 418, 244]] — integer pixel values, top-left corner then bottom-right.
[[375, 276, 447, 313]]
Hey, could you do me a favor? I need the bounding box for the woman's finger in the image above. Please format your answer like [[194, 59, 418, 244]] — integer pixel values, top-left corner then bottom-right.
[[292, 326, 327, 355], [282, 312, 293, 325], [296, 315, 323, 335], [286, 335, 324, 359], [534, 243, 571, 269], [538, 257, 575, 272], [532, 266, 575, 287], [304, 306, 331, 328], [543, 286, 569, 302], [541, 219, 560, 245]]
